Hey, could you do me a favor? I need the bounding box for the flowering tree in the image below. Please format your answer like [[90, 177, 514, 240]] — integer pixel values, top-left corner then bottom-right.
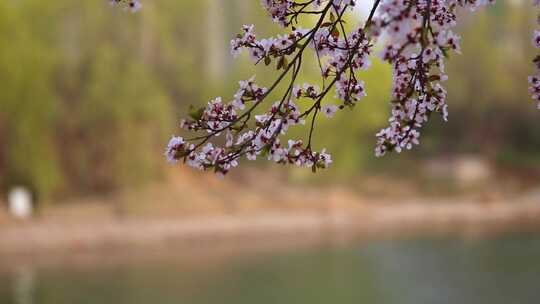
[[112, 0, 540, 176]]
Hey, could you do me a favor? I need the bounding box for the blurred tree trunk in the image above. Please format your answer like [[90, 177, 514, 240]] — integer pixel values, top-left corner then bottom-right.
[[205, 0, 227, 82]]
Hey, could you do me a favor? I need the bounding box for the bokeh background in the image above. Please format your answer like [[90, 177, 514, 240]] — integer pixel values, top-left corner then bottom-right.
[[1, 1, 540, 304]]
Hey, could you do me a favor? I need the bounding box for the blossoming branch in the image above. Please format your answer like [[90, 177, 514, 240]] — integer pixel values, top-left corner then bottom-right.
[[112, 0, 540, 176]]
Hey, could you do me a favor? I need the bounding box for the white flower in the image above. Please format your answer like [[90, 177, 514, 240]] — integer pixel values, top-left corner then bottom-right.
[[533, 30, 540, 49], [318, 149, 332, 168], [321, 104, 338, 118], [110, 0, 142, 12], [165, 136, 185, 164]]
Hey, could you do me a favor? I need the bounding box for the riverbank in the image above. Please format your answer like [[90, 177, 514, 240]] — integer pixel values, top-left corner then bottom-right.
[[1, 197, 540, 257], [1, 169, 540, 258]]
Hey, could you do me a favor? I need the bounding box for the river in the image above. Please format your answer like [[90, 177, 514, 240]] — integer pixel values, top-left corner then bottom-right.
[[1, 233, 539, 304]]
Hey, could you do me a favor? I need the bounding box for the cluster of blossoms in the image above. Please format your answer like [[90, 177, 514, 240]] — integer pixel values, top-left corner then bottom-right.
[[165, 0, 375, 175], [529, 1, 540, 109], [109, 0, 141, 12], [260, 0, 358, 27], [371, 0, 495, 156], [230, 25, 310, 63], [113, 0, 539, 175]]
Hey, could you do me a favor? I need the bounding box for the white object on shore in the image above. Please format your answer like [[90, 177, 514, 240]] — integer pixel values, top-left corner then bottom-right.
[[8, 187, 33, 219]]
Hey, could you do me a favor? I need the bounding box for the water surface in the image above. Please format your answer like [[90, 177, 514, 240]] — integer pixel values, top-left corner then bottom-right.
[[1, 235, 539, 304]]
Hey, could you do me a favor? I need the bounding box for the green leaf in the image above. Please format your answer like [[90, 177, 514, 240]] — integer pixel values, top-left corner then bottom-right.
[[188, 105, 205, 120]]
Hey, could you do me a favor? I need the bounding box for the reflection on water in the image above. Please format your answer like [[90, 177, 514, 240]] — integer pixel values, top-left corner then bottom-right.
[[1, 235, 539, 304], [12, 266, 35, 304]]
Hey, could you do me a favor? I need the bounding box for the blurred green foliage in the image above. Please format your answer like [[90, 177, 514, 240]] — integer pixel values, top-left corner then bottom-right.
[[0, 1, 539, 200], [0, 0, 206, 199]]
